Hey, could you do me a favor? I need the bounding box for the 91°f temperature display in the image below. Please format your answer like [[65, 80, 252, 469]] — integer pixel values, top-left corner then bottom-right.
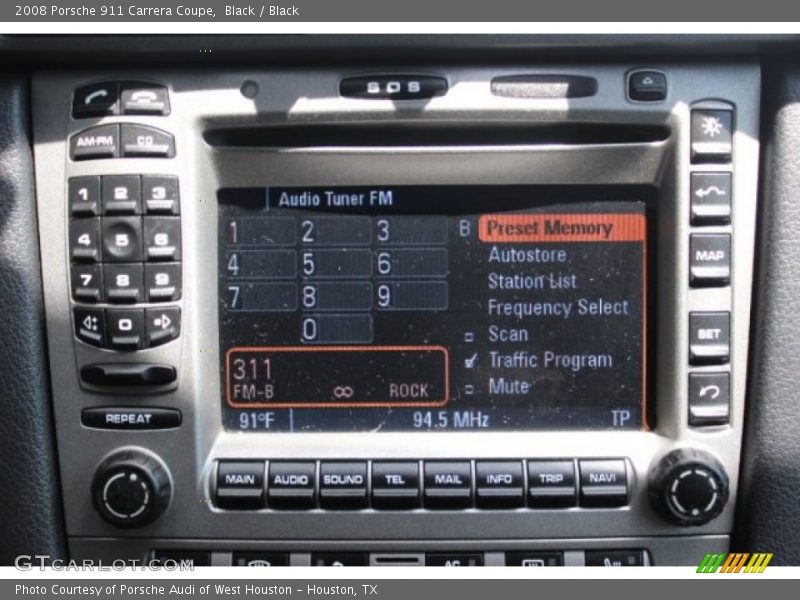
[[218, 186, 649, 432]]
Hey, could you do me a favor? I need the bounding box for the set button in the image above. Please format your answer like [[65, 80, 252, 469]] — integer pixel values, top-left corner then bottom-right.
[[689, 311, 730, 364]]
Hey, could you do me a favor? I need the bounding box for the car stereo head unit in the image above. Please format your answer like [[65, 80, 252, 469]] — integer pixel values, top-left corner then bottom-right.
[[32, 64, 759, 566], [218, 186, 652, 432]]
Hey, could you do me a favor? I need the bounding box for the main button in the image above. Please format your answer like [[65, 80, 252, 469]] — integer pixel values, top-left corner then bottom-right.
[[689, 312, 730, 365], [267, 462, 316, 510], [81, 407, 181, 430], [578, 459, 629, 507], [340, 75, 447, 100], [217, 461, 265, 509], [475, 461, 524, 508], [319, 461, 368, 509], [690, 234, 731, 286], [70, 124, 119, 160], [371, 461, 421, 509], [121, 124, 175, 158], [423, 461, 472, 509], [528, 460, 577, 508]]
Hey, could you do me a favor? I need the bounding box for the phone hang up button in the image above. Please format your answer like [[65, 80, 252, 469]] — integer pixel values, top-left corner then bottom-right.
[[120, 83, 170, 116]]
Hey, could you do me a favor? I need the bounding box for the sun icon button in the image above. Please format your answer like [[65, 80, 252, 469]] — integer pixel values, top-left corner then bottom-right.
[[691, 109, 733, 162]]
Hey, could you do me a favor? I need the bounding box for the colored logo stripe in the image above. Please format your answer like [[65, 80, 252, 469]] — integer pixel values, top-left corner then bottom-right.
[[697, 552, 773, 573]]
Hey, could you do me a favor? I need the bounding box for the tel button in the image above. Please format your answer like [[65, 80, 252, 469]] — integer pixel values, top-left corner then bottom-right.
[[217, 461, 265, 509], [267, 461, 316, 510], [579, 459, 629, 507], [372, 461, 420, 509], [73, 82, 119, 118]]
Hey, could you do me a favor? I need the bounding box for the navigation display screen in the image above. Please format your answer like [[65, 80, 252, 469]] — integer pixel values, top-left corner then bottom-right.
[[218, 186, 650, 432]]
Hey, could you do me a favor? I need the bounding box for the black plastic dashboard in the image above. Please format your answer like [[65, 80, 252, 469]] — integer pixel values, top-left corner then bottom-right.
[[1, 34, 800, 566]]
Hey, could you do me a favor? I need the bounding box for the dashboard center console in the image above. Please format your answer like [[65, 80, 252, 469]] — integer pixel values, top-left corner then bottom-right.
[[31, 64, 760, 566]]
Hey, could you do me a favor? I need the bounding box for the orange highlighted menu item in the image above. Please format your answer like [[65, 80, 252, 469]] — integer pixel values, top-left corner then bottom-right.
[[479, 213, 646, 243], [226, 346, 450, 408]]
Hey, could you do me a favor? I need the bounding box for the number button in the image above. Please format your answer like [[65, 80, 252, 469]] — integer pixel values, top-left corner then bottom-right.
[[71, 264, 103, 302], [74, 307, 106, 347], [102, 175, 141, 215], [145, 263, 182, 301], [104, 264, 144, 304], [144, 216, 181, 261], [69, 218, 102, 262], [106, 309, 145, 351], [68, 176, 101, 216], [101, 217, 143, 262], [142, 175, 180, 214]]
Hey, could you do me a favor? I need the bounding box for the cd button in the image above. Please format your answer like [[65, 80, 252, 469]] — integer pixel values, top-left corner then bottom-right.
[[319, 461, 368, 509], [372, 461, 420, 509], [423, 461, 472, 509], [527, 460, 577, 508], [475, 461, 524, 508], [578, 459, 629, 507], [120, 124, 175, 158], [217, 461, 265, 509], [267, 461, 317, 510]]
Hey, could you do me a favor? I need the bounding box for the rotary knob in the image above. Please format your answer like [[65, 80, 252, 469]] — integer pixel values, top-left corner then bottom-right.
[[648, 448, 729, 526], [91, 449, 172, 528]]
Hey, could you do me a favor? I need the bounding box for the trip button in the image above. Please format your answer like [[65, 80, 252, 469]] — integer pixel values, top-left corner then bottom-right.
[[145, 307, 181, 347], [425, 554, 483, 567], [528, 460, 578, 508], [102, 216, 143, 262], [102, 175, 141, 215], [267, 461, 317, 510], [217, 461, 265, 509], [120, 124, 175, 158], [142, 175, 180, 215], [691, 172, 732, 224], [319, 462, 368, 509], [71, 264, 103, 302], [372, 461, 421, 509], [144, 217, 181, 261], [689, 312, 730, 365], [70, 124, 119, 160], [68, 176, 101, 216], [73, 82, 120, 118], [423, 461, 472, 509], [689, 372, 731, 426], [691, 109, 733, 163], [104, 264, 144, 304], [81, 407, 181, 430], [585, 549, 645, 567], [578, 459, 629, 507], [69, 218, 102, 262], [475, 461, 524, 508], [74, 307, 106, 347], [120, 83, 170, 116], [106, 308, 145, 351], [690, 234, 731, 286]]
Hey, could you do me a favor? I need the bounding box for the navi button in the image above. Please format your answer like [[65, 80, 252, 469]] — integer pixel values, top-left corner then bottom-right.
[[578, 459, 629, 507]]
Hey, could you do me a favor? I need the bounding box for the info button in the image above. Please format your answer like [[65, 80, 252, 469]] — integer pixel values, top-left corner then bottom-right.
[[476, 461, 524, 508]]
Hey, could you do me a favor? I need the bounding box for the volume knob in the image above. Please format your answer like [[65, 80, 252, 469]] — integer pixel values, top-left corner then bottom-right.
[[91, 449, 172, 528], [648, 448, 729, 526]]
